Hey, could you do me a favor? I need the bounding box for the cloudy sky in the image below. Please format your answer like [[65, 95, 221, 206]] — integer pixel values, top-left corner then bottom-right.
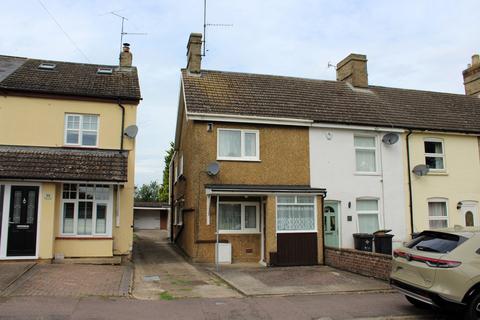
[[3, 0, 479, 185]]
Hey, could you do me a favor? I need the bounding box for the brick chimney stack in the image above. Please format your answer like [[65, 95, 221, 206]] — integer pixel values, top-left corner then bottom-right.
[[463, 54, 480, 96], [120, 43, 132, 67], [336, 53, 368, 88], [186, 33, 203, 74]]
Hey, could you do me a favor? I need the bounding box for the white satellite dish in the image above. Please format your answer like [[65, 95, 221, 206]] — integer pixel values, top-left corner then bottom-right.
[[206, 162, 220, 176], [412, 164, 429, 176], [382, 132, 399, 145], [124, 125, 138, 138]]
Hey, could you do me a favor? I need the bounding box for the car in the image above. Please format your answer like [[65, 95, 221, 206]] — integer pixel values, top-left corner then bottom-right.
[[390, 227, 480, 319]]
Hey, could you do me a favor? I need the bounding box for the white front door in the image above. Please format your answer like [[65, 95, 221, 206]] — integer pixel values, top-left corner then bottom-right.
[[461, 201, 478, 227]]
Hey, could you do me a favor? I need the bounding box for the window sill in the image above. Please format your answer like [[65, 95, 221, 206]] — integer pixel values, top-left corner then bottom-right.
[[217, 158, 261, 162], [354, 172, 381, 176], [63, 145, 99, 149], [56, 236, 112, 240], [427, 171, 448, 176]]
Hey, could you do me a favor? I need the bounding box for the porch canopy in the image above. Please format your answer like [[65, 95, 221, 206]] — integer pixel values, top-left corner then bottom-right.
[[0, 145, 128, 183]]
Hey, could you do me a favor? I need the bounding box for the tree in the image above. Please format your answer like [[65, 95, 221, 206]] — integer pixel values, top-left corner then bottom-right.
[[159, 142, 174, 202], [134, 181, 161, 202]]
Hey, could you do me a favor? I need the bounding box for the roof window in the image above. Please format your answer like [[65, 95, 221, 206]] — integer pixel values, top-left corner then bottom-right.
[[97, 67, 113, 75], [38, 63, 56, 70]]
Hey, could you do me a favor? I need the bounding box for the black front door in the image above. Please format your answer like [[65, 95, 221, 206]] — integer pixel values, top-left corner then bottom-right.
[[7, 186, 39, 257]]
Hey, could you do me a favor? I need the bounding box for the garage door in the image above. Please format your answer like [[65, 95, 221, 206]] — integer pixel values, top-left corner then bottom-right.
[[134, 210, 160, 230], [275, 233, 318, 266]]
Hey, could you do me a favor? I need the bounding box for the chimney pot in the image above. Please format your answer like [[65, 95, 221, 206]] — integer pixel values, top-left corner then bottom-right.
[[120, 43, 133, 67], [186, 33, 203, 74], [336, 53, 368, 88], [463, 53, 480, 96]]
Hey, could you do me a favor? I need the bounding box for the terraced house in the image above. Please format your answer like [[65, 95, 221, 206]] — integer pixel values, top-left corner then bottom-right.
[[171, 33, 480, 266], [0, 44, 140, 261]]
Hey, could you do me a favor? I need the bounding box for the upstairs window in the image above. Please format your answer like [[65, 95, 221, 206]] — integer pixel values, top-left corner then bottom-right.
[[65, 114, 99, 147], [424, 139, 445, 171], [354, 136, 377, 173], [217, 129, 259, 161]]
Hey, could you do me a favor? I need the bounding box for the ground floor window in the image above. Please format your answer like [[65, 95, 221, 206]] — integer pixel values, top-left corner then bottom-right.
[[218, 201, 259, 233], [61, 184, 112, 236], [276, 195, 316, 232], [356, 199, 379, 233], [174, 204, 183, 226], [428, 200, 448, 229], [0, 185, 4, 224]]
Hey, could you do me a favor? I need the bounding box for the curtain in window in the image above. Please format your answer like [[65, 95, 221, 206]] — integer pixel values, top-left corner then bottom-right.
[[244, 133, 256, 157], [426, 156, 444, 169], [357, 200, 378, 211], [277, 205, 315, 231], [428, 202, 448, 228], [219, 204, 241, 230], [356, 149, 376, 172], [96, 204, 107, 234], [424, 141, 443, 154], [219, 131, 241, 157], [63, 203, 74, 233], [358, 214, 379, 233], [78, 202, 93, 235], [244, 205, 256, 228]]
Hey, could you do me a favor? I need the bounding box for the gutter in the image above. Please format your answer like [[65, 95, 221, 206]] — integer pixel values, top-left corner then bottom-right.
[[406, 129, 414, 236]]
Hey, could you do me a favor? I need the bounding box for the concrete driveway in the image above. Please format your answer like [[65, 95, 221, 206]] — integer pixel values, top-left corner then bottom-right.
[[210, 264, 392, 297]]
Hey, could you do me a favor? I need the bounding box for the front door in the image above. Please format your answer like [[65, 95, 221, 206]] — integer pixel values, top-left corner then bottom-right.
[[324, 201, 339, 247], [7, 186, 39, 257]]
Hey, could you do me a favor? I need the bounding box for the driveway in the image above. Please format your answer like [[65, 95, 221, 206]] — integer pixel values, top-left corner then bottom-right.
[[210, 264, 392, 297], [132, 229, 240, 300]]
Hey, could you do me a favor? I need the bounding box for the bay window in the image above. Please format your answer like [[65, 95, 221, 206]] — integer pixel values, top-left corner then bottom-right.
[[276, 195, 316, 232], [65, 114, 99, 147], [218, 202, 259, 233], [356, 199, 380, 233], [61, 184, 112, 236], [217, 129, 259, 161], [354, 136, 377, 173]]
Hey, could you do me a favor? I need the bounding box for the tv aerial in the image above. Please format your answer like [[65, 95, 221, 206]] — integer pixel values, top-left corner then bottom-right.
[[109, 11, 147, 52], [202, 0, 233, 56]]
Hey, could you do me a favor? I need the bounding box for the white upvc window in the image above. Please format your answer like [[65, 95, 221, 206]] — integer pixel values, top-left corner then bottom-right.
[[428, 199, 448, 229], [276, 195, 316, 233], [174, 205, 183, 226], [60, 184, 112, 236], [424, 139, 445, 171], [178, 154, 184, 178], [217, 129, 259, 161], [64, 114, 99, 147], [218, 201, 260, 233], [354, 136, 377, 173], [356, 199, 380, 233]]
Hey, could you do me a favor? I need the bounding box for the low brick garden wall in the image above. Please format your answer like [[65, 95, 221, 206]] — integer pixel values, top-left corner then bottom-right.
[[324, 247, 392, 281]]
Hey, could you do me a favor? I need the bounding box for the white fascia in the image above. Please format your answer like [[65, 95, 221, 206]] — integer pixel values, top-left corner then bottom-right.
[[186, 112, 313, 127]]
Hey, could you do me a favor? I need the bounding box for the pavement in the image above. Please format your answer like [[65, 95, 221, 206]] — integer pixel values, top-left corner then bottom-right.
[[209, 264, 392, 296], [0, 292, 447, 320], [0, 262, 35, 292], [132, 229, 240, 300]]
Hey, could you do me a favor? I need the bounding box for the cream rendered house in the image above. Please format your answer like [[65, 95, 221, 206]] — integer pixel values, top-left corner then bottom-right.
[[0, 44, 140, 260]]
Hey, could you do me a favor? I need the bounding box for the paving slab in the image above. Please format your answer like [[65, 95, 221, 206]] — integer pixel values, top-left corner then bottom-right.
[[1, 263, 132, 297], [0, 262, 35, 293], [132, 229, 240, 300], [210, 264, 392, 296]]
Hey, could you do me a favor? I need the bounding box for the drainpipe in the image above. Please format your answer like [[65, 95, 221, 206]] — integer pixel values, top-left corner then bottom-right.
[[117, 99, 125, 151], [406, 130, 414, 236]]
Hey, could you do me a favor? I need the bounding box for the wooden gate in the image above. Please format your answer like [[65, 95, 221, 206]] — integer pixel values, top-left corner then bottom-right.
[[275, 233, 318, 266]]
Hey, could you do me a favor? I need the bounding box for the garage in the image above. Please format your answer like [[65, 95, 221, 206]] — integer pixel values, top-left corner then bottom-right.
[[133, 202, 170, 230]]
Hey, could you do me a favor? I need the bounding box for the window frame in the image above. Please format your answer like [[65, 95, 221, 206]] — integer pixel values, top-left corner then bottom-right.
[[217, 128, 260, 161], [64, 113, 100, 148], [59, 184, 113, 237], [356, 198, 380, 233], [217, 201, 260, 234], [424, 138, 446, 172], [353, 135, 379, 174], [173, 204, 183, 226], [427, 198, 449, 229], [276, 195, 317, 233]]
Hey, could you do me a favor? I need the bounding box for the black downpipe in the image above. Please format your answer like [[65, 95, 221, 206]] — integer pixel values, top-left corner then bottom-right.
[[117, 99, 125, 151], [406, 130, 414, 236]]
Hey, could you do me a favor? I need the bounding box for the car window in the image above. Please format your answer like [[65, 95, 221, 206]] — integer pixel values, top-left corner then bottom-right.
[[407, 232, 467, 254]]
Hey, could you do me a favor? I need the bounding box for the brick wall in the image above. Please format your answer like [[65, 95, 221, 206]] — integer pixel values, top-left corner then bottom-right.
[[324, 247, 392, 281]]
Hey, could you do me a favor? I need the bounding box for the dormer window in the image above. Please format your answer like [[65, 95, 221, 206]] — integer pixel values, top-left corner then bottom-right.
[[97, 67, 113, 75], [38, 63, 56, 70]]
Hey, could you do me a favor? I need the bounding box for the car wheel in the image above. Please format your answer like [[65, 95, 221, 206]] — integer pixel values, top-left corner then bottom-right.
[[464, 292, 480, 320], [405, 296, 431, 309]]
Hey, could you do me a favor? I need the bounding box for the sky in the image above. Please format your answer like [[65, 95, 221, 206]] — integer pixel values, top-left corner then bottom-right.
[[2, 0, 479, 185]]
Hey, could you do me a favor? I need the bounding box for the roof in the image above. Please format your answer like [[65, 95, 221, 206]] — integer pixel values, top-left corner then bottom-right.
[[0, 55, 141, 102], [0, 145, 128, 182], [181, 69, 480, 134], [134, 201, 169, 209], [205, 184, 326, 195]]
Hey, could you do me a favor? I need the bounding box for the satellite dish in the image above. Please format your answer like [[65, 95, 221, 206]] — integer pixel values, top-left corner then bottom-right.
[[124, 125, 138, 138], [412, 164, 429, 176], [206, 162, 220, 176], [382, 132, 399, 145]]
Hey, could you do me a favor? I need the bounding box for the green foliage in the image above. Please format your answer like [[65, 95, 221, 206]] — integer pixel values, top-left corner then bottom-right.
[[134, 181, 161, 202], [159, 142, 174, 202], [159, 291, 175, 300]]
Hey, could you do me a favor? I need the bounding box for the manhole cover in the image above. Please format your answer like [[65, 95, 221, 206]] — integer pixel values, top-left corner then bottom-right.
[[143, 275, 160, 282]]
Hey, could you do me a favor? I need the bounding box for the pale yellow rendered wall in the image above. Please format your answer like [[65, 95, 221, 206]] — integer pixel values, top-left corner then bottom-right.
[[407, 133, 480, 232], [0, 95, 137, 258], [38, 183, 56, 259]]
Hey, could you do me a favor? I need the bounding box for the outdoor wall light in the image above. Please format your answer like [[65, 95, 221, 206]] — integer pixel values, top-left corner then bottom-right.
[[457, 202, 463, 210]]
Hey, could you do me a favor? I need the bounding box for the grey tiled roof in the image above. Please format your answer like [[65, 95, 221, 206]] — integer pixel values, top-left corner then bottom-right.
[[0, 55, 141, 102], [0, 145, 128, 182], [182, 69, 480, 133]]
